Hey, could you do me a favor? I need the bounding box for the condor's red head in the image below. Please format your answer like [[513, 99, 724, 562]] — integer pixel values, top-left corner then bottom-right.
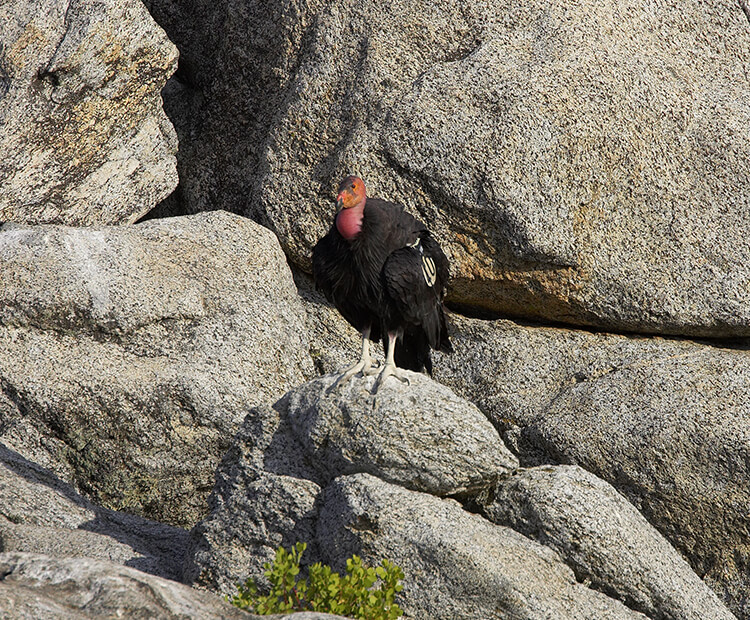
[[335, 175, 366, 240], [336, 175, 367, 211]]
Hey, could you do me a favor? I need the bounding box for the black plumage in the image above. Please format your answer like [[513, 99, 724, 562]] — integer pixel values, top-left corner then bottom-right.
[[312, 175, 452, 390]]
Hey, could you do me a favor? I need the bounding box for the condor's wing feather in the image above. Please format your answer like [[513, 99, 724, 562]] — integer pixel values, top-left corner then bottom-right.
[[313, 227, 380, 337], [312, 229, 344, 303], [382, 244, 449, 351]]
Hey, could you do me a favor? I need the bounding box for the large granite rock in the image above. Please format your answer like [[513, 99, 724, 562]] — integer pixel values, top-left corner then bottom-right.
[[186, 373, 734, 618], [0, 0, 178, 224], [433, 314, 750, 617], [146, 0, 750, 337], [0, 211, 313, 527], [0, 552, 345, 619], [481, 465, 734, 620], [318, 473, 645, 620], [279, 373, 518, 495]]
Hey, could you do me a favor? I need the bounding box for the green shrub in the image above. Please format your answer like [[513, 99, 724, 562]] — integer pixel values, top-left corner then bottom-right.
[[230, 542, 404, 620]]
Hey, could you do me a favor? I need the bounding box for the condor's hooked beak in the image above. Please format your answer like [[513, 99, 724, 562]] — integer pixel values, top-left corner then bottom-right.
[[336, 194, 344, 210]]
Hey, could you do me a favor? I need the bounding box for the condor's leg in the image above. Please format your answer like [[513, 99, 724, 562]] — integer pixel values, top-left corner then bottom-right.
[[333, 326, 379, 388], [372, 330, 411, 393]]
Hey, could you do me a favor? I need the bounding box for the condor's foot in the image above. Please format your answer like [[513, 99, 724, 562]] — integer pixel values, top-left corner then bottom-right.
[[330, 354, 380, 391], [329, 328, 381, 391], [371, 362, 410, 394]]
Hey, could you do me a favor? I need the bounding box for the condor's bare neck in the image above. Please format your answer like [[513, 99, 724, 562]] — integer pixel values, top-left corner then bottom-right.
[[335, 201, 366, 240]]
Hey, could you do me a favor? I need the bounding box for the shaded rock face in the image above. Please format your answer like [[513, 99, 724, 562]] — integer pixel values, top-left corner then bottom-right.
[[142, 0, 308, 221], [0, 455, 346, 620], [432, 314, 750, 618], [0, 0, 178, 225], [185, 374, 733, 619], [0, 444, 187, 581], [294, 270, 369, 377], [0, 211, 313, 527], [147, 0, 750, 337]]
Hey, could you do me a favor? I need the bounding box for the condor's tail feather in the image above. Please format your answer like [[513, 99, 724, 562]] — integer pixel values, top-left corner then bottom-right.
[[385, 311, 452, 375], [436, 305, 453, 354], [391, 330, 433, 374]]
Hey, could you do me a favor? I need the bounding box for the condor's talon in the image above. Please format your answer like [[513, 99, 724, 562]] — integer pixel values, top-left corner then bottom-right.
[[329, 327, 377, 391], [363, 359, 381, 375], [372, 363, 411, 394], [332, 358, 374, 389], [371, 331, 411, 393]]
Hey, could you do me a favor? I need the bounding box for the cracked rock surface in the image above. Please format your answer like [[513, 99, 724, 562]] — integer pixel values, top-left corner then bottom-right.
[[318, 472, 645, 620], [433, 314, 750, 617], [481, 465, 734, 620]]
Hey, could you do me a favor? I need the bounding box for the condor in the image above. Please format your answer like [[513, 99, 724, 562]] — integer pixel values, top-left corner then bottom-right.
[[312, 175, 452, 391]]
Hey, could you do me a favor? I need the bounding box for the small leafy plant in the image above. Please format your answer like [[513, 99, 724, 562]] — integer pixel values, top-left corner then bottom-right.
[[230, 542, 404, 620]]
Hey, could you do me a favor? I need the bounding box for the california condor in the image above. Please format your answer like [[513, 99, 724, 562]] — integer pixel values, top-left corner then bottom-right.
[[312, 175, 452, 391]]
